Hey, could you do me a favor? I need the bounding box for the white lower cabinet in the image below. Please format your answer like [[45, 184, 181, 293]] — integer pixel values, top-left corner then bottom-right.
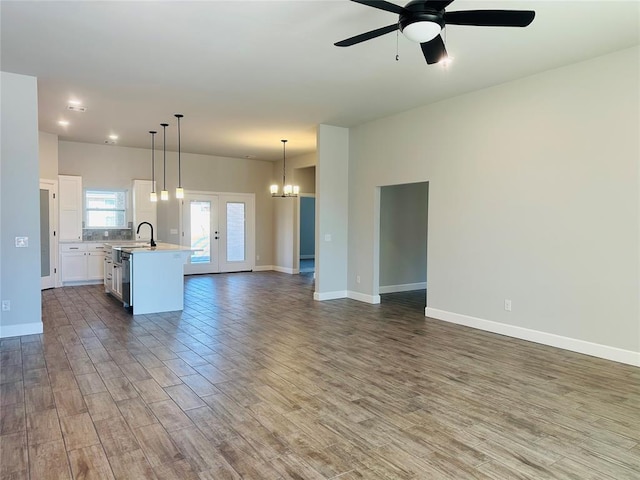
[[60, 248, 87, 282], [60, 243, 106, 284]]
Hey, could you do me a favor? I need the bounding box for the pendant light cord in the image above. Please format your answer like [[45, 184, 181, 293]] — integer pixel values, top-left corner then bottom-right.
[[161, 123, 168, 191], [149, 131, 156, 192], [282, 139, 287, 187], [175, 114, 183, 188]]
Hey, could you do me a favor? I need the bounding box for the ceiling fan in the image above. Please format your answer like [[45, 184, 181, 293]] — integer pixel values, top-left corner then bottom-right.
[[335, 0, 535, 64]]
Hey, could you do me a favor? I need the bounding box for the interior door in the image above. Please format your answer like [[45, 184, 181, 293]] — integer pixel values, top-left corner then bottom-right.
[[182, 193, 220, 274], [181, 192, 255, 275], [40, 180, 57, 289]]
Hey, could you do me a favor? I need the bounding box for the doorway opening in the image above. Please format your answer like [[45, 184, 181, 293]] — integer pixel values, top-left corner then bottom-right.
[[180, 191, 255, 274], [377, 181, 429, 310], [299, 195, 315, 273], [294, 166, 316, 275]]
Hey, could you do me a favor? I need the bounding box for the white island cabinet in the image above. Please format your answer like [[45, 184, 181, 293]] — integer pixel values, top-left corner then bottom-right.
[[116, 243, 194, 315]]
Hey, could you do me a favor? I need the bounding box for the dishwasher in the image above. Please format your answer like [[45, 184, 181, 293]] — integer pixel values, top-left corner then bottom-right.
[[121, 251, 132, 307]]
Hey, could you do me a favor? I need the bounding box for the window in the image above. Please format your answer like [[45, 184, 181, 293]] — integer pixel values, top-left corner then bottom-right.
[[85, 190, 127, 228]]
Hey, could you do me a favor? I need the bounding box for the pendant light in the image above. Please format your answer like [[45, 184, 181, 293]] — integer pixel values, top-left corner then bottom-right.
[[149, 130, 158, 202], [174, 114, 184, 199], [270, 139, 299, 197], [160, 123, 169, 201]]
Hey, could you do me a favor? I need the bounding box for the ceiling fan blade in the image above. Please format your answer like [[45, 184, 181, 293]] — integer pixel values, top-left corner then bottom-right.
[[424, 0, 455, 11], [444, 10, 535, 27], [420, 35, 447, 64], [335, 23, 399, 47], [350, 0, 405, 15]]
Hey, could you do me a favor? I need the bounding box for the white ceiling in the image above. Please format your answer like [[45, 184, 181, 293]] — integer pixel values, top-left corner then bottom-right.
[[1, 1, 638, 161]]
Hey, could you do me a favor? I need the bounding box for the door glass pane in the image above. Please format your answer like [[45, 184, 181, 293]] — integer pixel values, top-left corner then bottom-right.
[[190, 201, 211, 263], [40, 189, 50, 277], [226, 202, 245, 262]]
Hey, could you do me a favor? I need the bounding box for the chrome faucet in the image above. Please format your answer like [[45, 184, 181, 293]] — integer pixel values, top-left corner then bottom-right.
[[136, 222, 156, 247]]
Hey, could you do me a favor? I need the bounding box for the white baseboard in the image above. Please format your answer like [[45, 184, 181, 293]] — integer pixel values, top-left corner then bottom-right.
[[348, 291, 381, 304], [0, 322, 43, 338], [272, 266, 299, 274], [61, 280, 103, 287], [253, 265, 274, 272], [425, 307, 640, 367], [314, 290, 347, 301], [379, 282, 426, 294], [300, 255, 315, 260]]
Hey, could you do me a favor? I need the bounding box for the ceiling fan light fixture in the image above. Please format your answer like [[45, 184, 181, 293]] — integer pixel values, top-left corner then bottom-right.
[[400, 19, 442, 43]]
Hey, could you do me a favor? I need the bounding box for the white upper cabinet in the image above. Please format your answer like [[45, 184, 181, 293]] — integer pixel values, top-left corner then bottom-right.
[[132, 180, 157, 240], [59, 175, 82, 241]]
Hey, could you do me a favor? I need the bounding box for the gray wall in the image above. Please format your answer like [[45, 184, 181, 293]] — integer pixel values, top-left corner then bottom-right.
[[271, 152, 317, 271], [295, 166, 316, 194], [273, 199, 295, 271], [380, 182, 427, 289], [58, 141, 275, 267], [316, 124, 349, 298], [348, 47, 639, 355], [299, 196, 315, 258], [39, 131, 58, 180], [0, 71, 42, 336]]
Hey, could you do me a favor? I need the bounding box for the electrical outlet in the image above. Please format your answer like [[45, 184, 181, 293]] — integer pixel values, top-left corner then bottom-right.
[[2, 300, 10, 311], [256, 255, 260, 261], [356, 275, 361, 284], [504, 299, 512, 312]]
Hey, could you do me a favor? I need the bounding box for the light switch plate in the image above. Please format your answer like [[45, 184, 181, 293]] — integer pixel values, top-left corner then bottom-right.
[[15, 236, 28, 248]]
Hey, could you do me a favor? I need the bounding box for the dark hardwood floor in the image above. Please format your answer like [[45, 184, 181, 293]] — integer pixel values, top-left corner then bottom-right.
[[1, 271, 638, 479]]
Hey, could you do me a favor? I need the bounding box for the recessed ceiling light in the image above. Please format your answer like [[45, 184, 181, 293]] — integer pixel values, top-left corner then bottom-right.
[[58, 120, 69, 126], [109, 134, 118, 140], [439, 56, 454, 67], [67, 104, 87, 112], [68, 99, 82, 105]]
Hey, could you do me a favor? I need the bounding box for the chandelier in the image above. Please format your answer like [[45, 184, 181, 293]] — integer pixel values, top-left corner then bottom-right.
[[270, 139, 299, 197]]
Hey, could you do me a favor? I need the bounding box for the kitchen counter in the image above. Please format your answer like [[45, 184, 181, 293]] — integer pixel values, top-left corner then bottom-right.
[[121, 243, 196, 315], [115, 243, 195, 254]]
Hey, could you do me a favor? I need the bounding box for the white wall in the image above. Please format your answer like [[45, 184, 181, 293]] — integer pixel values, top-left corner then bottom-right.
[[315, 124, 349, 300], [58, 141, 275, 267], [348, 47, 639, 364], [379, 182, 428, 291], [39, 131, 58, 180], [0, 72, 42, 337]]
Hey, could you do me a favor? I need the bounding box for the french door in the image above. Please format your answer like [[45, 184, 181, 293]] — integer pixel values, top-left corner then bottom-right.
[[181, 192, 255, 274], [40, 180, 57, 289]]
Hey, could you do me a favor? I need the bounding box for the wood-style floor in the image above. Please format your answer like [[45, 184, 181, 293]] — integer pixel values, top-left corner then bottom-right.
[[1, 272, 639, 479]]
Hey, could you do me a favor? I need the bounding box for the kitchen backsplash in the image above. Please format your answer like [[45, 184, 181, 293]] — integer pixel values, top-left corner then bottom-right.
[[83, 224, 134, 241]]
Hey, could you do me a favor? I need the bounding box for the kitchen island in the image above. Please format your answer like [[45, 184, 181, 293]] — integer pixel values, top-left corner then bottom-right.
[[111, 243, 194, 315]]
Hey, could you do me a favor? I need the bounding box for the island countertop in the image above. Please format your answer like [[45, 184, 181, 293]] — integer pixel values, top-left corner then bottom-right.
[[114, 243, 196, 254]]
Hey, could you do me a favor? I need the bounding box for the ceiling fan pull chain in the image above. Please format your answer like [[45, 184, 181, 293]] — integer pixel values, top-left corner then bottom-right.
[[396, 29, 400, 61]]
